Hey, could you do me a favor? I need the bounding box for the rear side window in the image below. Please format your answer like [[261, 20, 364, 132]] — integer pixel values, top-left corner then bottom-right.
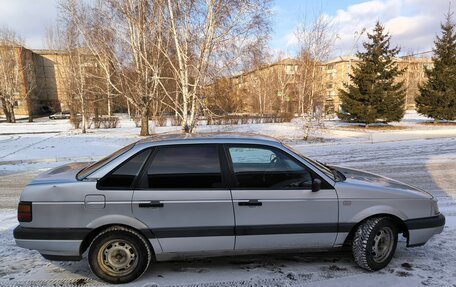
[[77, 143, 135, 180], [98, 149, 151, 189], [228, 146, 313, 189], [140, 145, 223, 189]]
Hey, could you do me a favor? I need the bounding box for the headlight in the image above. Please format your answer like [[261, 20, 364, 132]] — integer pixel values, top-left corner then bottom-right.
[[431, 199, 440, 216]]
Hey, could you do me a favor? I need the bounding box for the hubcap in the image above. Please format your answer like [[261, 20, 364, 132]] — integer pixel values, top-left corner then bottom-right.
[[98, 239, 138, 276], [371, 226, 394, 263]]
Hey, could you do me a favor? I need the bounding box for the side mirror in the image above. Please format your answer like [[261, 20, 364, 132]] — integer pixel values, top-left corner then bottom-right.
[[312, 178, 322, 192]]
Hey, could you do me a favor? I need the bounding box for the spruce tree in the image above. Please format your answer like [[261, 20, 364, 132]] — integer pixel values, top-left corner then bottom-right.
[[416, 10, 456, 121], [338, 22, 405, 126]]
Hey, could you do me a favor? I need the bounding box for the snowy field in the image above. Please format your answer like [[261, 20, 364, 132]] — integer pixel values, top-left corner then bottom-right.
[[0, 111, 456, 286]]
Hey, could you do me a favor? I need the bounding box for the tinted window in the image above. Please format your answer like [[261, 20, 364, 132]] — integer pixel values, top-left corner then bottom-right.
[[142, 145, 222, 189], [228, 146, 312, 189], [98, 149, 150, 189]]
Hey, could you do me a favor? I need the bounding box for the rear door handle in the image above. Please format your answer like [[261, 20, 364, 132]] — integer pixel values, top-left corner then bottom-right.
[[238, 200, 262, 207], [139, 201, 164, 208]]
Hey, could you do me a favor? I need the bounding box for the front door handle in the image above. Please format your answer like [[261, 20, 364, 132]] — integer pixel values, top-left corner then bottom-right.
[[238, 200, 262, 207], [139, 201, 164, 208]]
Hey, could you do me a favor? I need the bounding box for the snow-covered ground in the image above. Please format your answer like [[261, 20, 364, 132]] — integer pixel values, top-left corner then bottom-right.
[[0, 111, 456, 286]]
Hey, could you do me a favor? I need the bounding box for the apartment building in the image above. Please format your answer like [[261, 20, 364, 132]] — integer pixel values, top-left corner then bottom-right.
[[0, 45, 95, 117], [321, 55, 433, 112]]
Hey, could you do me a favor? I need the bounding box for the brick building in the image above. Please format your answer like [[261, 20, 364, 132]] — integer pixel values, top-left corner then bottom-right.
[[0, 45, 87, 117]]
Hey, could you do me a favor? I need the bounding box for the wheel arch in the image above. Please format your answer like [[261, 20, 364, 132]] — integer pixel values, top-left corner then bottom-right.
[[344, 213, 409, 246], [80, 215, 158, 256]]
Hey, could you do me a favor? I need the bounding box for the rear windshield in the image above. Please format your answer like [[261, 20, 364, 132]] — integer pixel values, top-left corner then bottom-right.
[[76, 143, 135, 180]]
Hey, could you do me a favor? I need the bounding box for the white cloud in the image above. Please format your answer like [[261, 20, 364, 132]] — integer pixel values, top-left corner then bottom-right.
[[285, 31, 298, 46], [328, 0, 450, 56], [0, 0, 58, 48]]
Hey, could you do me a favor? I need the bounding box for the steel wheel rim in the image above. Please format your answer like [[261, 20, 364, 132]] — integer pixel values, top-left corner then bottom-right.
[[371, 226, 394, 263], [98, 239, 138, 276]]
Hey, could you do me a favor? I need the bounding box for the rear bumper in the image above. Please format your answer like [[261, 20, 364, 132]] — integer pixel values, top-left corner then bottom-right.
[[404, 214, 445, 247], [14, 226, 90, 259]]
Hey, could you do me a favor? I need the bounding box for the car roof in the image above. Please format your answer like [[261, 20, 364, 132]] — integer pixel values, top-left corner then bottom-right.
[[135, 132, 282, 147]]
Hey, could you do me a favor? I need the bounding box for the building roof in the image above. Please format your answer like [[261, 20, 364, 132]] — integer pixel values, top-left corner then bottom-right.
[[325, 56, 361, 65], [232, 58, 300, 79], [32, 49, 69, 55], [324, 55, 432, 65]]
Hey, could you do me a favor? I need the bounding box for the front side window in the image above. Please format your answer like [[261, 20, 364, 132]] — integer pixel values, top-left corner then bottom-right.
[[140, 145, 223, 189], [98, 149, 151, 189], [228, 146, 313, 189]]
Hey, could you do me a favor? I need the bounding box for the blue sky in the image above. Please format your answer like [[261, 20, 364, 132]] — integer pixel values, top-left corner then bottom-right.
[[270, 0, 449, 58], [270, 0, 359, 50], [0, 0, 450, 59]]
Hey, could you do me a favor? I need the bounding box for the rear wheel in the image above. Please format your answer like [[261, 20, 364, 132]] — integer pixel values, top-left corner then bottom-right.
[[352, 217, 398, 271], [88, 226, 152, 284]]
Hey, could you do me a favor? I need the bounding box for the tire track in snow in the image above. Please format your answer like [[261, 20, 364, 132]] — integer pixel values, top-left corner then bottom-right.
[[0, 133, 60, 161]]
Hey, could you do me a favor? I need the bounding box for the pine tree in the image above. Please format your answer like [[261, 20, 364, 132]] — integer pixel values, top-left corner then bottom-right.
[[338, 22, 405, 126], [416, 10, 456, 122]]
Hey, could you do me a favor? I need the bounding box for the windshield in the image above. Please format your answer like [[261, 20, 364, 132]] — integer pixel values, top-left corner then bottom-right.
[[282, 143, 339, 181], [76, 143, 135, 180]]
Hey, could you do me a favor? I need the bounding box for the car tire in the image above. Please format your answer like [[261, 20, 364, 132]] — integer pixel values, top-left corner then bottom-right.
[[88, 226, 152, 284], [352, 217, 398, 271]]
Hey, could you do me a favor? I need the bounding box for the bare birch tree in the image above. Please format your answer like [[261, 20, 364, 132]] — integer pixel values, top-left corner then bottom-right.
[[60, 0, 167, 136], [58, 0, 271, 135], [295, 14, 335, 140], [162, 0, 272, 133]]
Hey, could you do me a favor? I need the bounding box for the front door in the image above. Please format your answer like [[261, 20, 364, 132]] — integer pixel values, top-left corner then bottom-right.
[[226, 144, 338, 250], [132, 144, 235, 253]]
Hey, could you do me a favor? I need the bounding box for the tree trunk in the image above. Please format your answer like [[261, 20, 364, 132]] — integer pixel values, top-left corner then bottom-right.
[[8, 103, 16, 123], [27, 101, 33, 122], [107, 80, 112, 116], [1, 98, 11, 123], [81, 96, 87, 134], [186, 93, 198, 134], [140, 107, 149, 136], [81, 114, 87, 133], [107, 96, 112, 116], [127, 99, 131, 119]]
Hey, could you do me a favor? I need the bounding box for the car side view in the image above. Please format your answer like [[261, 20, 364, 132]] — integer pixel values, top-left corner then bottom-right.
[[48, 111, 71, 120], [13, 133, 445, 284]]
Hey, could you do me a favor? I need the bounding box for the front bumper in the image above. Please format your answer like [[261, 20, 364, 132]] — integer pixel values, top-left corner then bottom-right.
[[404, 214, 445, 247]]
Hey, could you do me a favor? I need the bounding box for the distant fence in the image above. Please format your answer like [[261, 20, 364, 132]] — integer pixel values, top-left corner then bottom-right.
[[135, 113, 294, 127]]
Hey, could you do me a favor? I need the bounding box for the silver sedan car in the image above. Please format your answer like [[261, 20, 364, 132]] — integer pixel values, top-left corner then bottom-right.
[[14, 134, 445, 284]]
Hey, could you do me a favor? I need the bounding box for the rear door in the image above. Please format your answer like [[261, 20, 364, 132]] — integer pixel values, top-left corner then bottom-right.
[[132, 144, 235, 253], [226, 144, 338, 250]]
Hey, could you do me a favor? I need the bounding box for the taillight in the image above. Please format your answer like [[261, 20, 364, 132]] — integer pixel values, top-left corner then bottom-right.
[[18, 202, 32, 222]]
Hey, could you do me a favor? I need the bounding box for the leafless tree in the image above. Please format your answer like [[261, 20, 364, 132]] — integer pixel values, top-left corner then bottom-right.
[[60, 0, 168, 136], [295, 14, 335, 140], [161, 0, 272, 133], [58, 0, 271, 135], [205, 78, 244, 115], [54, 1, 96, 133]]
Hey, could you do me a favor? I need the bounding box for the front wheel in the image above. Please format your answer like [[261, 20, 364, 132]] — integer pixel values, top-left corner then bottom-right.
[[352, 217, 398, 271], [88, 226, 152, 284]]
